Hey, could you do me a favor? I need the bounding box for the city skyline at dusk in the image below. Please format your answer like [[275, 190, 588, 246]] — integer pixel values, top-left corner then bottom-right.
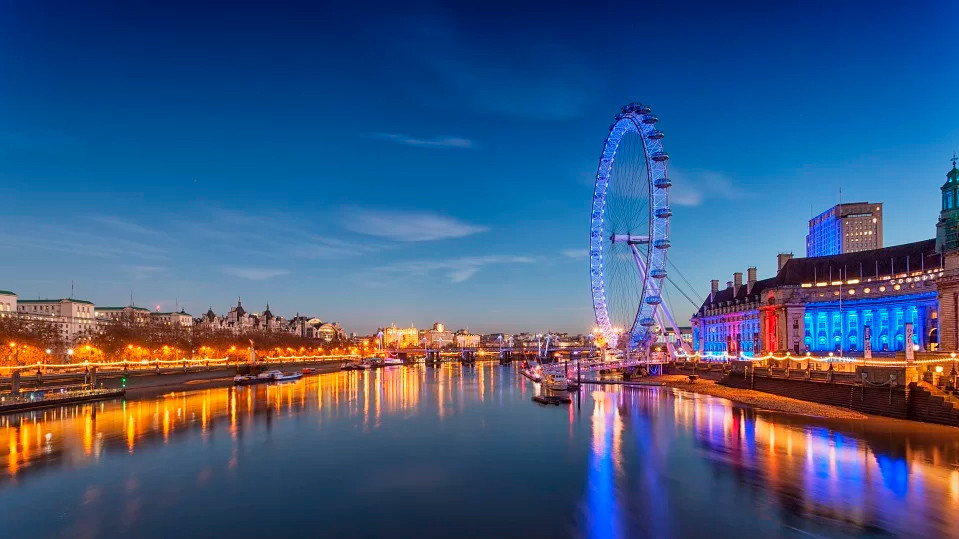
[[3, 1, 958, 334]]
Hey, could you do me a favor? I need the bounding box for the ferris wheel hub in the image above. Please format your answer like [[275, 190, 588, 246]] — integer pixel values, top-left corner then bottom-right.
[[610, 234, 650, 244]]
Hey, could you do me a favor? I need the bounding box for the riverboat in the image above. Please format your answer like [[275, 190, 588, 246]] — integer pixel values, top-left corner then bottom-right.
[[383, 354, 404, 366], [542, 372, 568, 391], [234, 370, 301, 384], [520, 361, 542, 383]]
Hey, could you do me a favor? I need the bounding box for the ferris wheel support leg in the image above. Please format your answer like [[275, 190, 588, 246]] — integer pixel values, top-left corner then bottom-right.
[[628, 243, 692, 358]]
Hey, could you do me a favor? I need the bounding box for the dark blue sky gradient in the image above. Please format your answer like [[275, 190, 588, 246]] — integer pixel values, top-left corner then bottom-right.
[[2, 1, 957, 333]]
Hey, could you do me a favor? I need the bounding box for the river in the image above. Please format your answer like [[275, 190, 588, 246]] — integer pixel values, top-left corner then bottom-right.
[[1, 363, 958, 538]]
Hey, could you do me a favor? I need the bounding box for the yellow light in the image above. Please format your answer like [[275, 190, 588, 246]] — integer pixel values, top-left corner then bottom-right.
[[936, 366, 944, 374]]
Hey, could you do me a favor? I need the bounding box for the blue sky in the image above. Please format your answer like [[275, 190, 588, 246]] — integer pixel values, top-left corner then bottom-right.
[[2, 1, 957, 334]]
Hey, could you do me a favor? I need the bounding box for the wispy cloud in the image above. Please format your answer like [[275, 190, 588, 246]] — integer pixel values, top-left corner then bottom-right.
[[561, 249, 588, 259], [91, 216, 165, 238], [371, 133, 475, 149], [372, 255, 534, 283], [177, 207, 381, 259], [670, 169, 752, 207], [344, 208, 487, 242], [0, 229, 166, 260], [220, 266, 290, 280]]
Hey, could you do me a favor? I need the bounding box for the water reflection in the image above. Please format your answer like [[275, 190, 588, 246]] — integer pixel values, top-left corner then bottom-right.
[[1, 365, 959, 538], [582, 385, 959, 537]]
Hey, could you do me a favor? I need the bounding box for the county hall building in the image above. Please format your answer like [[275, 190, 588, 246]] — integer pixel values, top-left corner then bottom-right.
[[692, 159, 959, 357]]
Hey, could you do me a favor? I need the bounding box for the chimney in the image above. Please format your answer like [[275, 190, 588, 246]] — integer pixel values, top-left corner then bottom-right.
[[747, 267, 757, 293], [710, 279, 719, 302], [777, 252, 794, 272], [733, 272, 743, 295], [726, 280, 733, 289]]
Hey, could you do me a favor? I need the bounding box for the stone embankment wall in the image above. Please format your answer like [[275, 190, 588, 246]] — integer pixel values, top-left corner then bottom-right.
[[710, 367, 959, 427], [719, 371, 910, 419]]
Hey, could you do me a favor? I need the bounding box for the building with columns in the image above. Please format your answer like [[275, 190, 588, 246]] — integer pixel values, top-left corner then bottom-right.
[[693, 241, 942, 356], [693, 159, 959, 357]]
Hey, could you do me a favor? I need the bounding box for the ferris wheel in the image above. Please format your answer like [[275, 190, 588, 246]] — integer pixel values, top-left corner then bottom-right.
[[589, 103, 686, 358]]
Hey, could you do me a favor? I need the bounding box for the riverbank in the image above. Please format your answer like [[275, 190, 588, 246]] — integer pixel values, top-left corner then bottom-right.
[[587, 375, 869, 419]]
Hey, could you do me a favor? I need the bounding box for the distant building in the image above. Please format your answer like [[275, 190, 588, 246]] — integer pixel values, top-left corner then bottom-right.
[[421, 322, 454, 348], [806, 202, 883, 257], [381, 323, 419, 348], [18, 298, 97, 343], [453, 330, 480, 348], [150, 310, 194, 327], [96, 305, 152, 326]]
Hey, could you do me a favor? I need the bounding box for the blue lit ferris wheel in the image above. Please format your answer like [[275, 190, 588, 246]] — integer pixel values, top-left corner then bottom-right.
[[589, 103, 681, 355]]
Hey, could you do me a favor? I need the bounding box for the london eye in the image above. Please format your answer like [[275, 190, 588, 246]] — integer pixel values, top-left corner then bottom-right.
[[589, 103, 684, 359]]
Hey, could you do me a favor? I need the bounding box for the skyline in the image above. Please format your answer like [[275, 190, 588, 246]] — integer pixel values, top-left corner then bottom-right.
[[3, 1, 958, 334]]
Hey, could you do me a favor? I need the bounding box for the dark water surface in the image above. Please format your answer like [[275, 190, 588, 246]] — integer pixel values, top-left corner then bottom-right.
[[2, 364, 959, 538]]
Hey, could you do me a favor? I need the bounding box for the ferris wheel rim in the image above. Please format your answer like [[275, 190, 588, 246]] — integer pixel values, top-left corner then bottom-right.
[[589, 103, 671, 349]]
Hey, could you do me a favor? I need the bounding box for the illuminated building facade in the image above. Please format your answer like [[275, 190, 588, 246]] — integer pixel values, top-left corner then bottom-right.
[[421, 322, 454, 348], [453, 330, 480, 348], [694, 162, 959, 357], [693, 241, 943, 356], [806, 202, 883, 257], [381, 323, 419, 348]]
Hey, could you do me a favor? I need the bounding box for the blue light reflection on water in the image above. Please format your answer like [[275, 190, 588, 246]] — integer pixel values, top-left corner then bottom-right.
[[0, 365, 957, 538]]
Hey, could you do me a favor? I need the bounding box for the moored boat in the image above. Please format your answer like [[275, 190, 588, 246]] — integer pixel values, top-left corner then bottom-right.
[[383, 354, 404, 366], [542, 371, 568, 391]]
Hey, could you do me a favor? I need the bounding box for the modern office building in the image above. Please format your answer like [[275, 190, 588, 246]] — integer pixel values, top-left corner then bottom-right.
[[806, 202, 883, 257]]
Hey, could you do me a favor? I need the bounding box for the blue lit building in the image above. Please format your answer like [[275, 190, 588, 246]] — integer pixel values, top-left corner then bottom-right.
[[693, 240, 941, 356], [693, 160, 959, 358], [806, 202, 883, 257]]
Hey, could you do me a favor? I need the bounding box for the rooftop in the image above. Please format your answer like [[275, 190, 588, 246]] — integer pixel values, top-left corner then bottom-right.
[[18, 298, 94, 305]]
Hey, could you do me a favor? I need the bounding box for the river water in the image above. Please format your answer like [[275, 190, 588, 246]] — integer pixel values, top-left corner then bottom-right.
[[1, 363, 958, 538]]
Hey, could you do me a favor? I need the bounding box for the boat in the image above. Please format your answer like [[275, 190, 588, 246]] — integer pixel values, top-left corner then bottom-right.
[[362, 357, 384, 368], [520, 360, 542, 383], [542, 371, 568, 391], [383, 354, 404, 366], [301, 367, 317, 375], [233, 369, 301, 385], [257, 370, 284, 380]]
